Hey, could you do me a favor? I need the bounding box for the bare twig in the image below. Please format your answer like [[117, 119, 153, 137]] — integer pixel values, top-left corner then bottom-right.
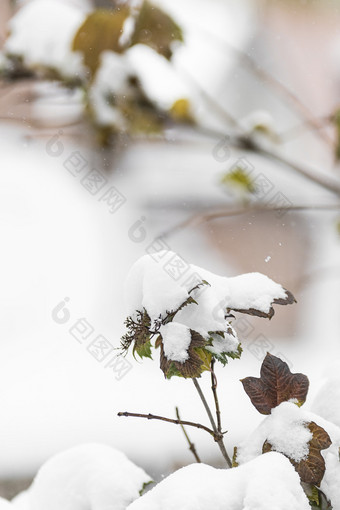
[[192, 379, 232, 468], [190, 25, 333, 146], [210, 359, 222, 434], [162, 202, 340, 239], [176, 67, 242, 132], [175, 407, 201, 463], [190, 124, 340, 198], [117, 411, 215, 437]]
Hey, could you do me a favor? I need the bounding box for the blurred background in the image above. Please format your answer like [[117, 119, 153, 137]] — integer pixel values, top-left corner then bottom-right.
[[1, 0, 340, 500]]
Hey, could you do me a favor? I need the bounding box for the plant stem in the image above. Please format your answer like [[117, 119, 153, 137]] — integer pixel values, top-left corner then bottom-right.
[[210, 359, 222, 433], [175, 407, 201, 463], [161, 202, 340, 239], [192, 379, 232, 468], [117, 411, 215, 437]]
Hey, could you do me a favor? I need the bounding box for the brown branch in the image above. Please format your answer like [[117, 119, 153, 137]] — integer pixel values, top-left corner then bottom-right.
[[190, 25, 333, 146], [192, 378, 232, 468], [117, 411, 215, 437], [191, 124, 340, 198], [175, 407, 201, 463], [162, 203, 340, 239], [210, 359, 222, 433]]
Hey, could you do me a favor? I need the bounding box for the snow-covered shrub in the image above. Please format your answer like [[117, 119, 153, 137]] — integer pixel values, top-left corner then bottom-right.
[[118, 251, 339, 509], [121, 250, 295, 378], [1, 251, 338, 509], [1, 0, 192, 145]]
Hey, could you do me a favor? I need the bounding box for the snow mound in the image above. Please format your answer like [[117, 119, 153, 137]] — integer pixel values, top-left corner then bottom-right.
[[237, 402, 312, 465], [5, 0, 86, 78], [0, 498, 13, 509], [127, 452, 310, 510], [312, 367, 340, 429], [237, 402, 340, 509], [29, 443, 151, 510], [11, 491, 30, 509]]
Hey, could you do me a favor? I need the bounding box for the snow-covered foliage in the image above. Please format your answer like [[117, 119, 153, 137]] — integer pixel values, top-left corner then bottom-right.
[[237, 402, 340, 508], [4, 0, 86, 79], [1, 0, 190, 142], [237, 402, 315, 464], [127, 452, 310, 510], [122, 250, 295, 377]]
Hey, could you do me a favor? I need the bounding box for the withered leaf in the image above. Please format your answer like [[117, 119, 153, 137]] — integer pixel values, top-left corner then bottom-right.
[[263, 421, 331, 486], [241, 352, 309, 414], [73, 8, 129, 75], [230, 289, 296, 319], [131, 1, 183, 60], [160, 329, 209, 379]]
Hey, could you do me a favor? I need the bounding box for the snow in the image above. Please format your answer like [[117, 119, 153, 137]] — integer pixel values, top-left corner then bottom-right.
[[160, 322, 191, 362], [237, 402, 313, 465], [11, 491, 30, 509], [89, 51, 135, 128], [4, 0, 86, 79], [124, 250, 292, 361], [236, 402, 340, 508], [0, 498, 13, 509], [29, 443, 151, 510], [127, 452, 310, 510], [311, 366, 340, 429], [226, 272, 288, 314], [240, 110, 275, 134]]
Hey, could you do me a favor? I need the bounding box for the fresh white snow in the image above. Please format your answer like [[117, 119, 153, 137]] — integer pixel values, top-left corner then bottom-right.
[[4, 0, 86, 78], [127, 452, 310, 510], [29, 443, 151, 510], [124, 251, 291, 362], [159, 322, 192, 362], [237, 402, 312, 464]]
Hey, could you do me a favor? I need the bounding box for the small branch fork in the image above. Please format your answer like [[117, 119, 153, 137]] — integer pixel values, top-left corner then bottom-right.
[[192, 376, 232, 468], [175, 407, 201, 463], [118, 368, 233, 469]]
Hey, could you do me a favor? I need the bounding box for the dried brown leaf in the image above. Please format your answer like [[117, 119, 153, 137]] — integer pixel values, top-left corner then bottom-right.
[[160, 329, 208, 378], [241, 353, 309, 414]]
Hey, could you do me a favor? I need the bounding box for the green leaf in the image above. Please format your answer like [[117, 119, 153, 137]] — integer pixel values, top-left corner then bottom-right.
[[169, 98, 195, 124], [73, 8, 130, 75], [133, 339, 153, 360], [194, 347, 212, 372], [139, 480, 154, 496], [232, 447, 239, 468], [336, 219, 340, 237], [213, 343, 242, 366], [131, 1, 183, 59], [221, 167, 255, 194]]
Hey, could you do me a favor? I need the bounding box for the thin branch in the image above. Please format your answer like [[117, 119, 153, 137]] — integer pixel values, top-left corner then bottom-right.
[[162, 203, 340, 239], [175, 407, 201, 463], [176, 66, 242, 132], [192, 379, 217, 432], [117, 411, 215, 437], [190, 25, 333, 146], [191, 124, 340, 198], [192, 379, 232, 468], [210, 359, 222, 434]]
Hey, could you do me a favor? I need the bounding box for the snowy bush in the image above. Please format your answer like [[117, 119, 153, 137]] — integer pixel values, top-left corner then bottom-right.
[[0, 0, 192, 145], [1, 251, 338, 509]]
